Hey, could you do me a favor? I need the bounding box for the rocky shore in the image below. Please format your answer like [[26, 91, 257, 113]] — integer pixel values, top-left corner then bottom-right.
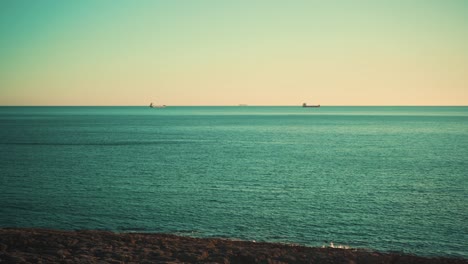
[[0, 228, 466, 263]]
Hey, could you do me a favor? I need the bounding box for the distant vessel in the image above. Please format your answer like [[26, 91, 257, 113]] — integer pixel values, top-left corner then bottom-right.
[[302, 103, 320, 108], [149, 102, 166, 108]]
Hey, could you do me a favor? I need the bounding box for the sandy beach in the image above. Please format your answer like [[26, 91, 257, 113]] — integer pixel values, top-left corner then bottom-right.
[[0, 228, 466, 263]]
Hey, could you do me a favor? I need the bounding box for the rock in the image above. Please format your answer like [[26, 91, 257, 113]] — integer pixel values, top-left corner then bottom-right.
[[267, 258, 288, 264], [57, 249, 70, 257], [0, 243, 7, 251], [197, 250, 209, 260], [1, 228, 467, 264]]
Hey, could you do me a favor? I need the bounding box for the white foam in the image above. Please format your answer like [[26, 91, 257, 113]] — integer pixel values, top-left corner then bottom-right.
[[322, 242, 351, 249]]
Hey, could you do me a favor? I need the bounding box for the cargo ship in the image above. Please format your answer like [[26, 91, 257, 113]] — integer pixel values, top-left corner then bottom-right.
[[149, 102, 166, 108], [302, 103, 320, 108]]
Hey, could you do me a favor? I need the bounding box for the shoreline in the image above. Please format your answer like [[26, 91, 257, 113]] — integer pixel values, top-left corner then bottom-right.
[[1, 228, 467, 263]]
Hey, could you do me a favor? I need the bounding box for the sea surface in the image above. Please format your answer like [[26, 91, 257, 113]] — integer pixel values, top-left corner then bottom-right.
[[1, 106, 467, 258]]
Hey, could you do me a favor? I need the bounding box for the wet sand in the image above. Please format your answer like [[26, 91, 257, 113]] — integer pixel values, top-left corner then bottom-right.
[[0, 228, 466, 263]]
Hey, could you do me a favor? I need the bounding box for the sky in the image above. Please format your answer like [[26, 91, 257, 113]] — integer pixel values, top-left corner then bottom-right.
[[0, 0, 467, 106]]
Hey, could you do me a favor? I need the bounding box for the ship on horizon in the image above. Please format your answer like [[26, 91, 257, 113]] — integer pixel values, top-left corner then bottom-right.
[[302, 103, 320, 108], [149, 102, 166, 108]]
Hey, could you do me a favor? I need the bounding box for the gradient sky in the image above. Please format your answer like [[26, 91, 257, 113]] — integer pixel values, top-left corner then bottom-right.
[[0, 0, 467, 106]]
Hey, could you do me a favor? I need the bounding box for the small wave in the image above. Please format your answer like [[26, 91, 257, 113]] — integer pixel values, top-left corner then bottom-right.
[[174, 230, 200, 235], [322, 242, 351, 249], [118, 227, 148, 232]]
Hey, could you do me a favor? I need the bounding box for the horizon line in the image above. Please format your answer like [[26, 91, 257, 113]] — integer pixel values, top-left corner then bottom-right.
[[1, 105, 467, 107]]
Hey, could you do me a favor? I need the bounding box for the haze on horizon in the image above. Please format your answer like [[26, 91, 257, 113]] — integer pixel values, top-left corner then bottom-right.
[[0, 0, 467, 106]]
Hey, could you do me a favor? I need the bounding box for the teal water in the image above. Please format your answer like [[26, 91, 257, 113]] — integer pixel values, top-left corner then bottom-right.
[[1, 106, 467, 258]]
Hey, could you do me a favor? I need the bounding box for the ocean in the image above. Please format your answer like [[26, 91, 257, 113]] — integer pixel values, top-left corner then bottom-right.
[[1, 106, 467, 258]]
